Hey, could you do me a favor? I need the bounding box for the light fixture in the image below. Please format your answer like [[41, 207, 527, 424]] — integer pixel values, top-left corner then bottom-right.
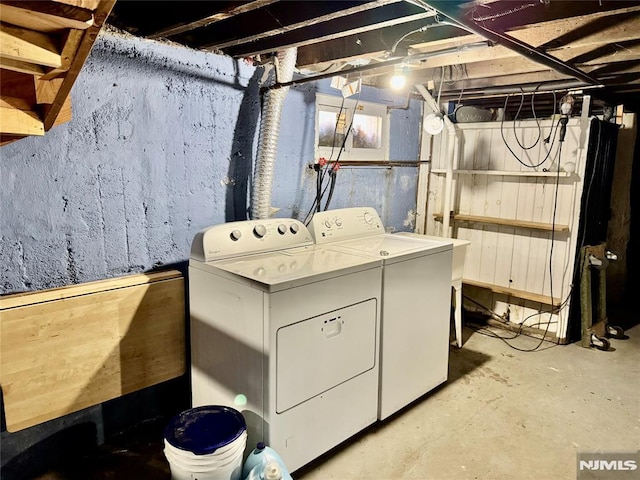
[[423, 112, 444, 135], [560, 94, 575, 116], [558, 94, 575, 143], [389, 64, 407, 90]]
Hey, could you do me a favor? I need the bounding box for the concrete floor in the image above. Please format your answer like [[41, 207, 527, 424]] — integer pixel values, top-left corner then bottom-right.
[[295, 310, 640, 480], [29, 310, 638, 480]]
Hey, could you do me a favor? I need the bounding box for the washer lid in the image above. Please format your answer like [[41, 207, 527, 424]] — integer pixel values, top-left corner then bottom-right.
[[205, 245, 381, 290], [329, 234, 452, 262], [163, 405, 246, 455]]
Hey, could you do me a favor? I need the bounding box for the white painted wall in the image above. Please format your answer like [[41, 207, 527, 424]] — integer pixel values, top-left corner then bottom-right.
[[417, 114, 594, 342]]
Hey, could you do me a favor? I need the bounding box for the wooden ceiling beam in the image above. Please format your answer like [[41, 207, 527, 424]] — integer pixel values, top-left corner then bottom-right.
[[148, 0, 279, 39], [203, 0, 402, 51], [221, 6, 436, 57], [297, 4, 640, 71], [297, 22, 462, 68]]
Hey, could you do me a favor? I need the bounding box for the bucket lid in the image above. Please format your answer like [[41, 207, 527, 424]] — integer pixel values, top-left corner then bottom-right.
[[164, 405, 246, 455]]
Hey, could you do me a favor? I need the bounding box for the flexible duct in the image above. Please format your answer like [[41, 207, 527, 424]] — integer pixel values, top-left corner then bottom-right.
[[251, 47, 297, 219], [415, 83, 458, 236]]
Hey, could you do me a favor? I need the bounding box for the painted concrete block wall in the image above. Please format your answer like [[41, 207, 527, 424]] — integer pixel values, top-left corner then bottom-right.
[[1, 31, 262, 294], [0, 30, 422, 476], [271, 80, 422, 231]]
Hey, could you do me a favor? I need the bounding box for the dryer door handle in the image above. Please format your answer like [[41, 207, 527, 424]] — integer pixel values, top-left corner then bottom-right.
[[323, 321, 342, 339]]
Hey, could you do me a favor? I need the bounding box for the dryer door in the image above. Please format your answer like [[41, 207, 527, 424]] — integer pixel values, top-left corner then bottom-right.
[[276, 299, 377, 413]]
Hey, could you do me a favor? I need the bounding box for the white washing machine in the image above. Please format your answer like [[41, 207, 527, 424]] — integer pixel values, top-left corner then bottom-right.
[[309, 207, 453, 420], [188, 218, 382, 472]]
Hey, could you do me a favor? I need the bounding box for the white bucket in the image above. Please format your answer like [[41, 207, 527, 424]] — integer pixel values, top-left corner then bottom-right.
[[163, 406, 247, 480]]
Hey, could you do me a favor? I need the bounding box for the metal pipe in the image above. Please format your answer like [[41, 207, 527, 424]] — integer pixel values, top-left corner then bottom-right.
[[265, 42, 488, 91], [419, 0, 603, 87], [437, 79, 601, 100], [414, 83, 456, 237]]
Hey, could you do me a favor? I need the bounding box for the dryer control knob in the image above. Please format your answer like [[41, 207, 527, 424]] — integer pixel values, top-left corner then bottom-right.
[[253, 225, 267, 238], [363, 212, 374, 224], [230, 229, 242, 241], [277, 224, 287, 235], [289, 224, 299, 234]]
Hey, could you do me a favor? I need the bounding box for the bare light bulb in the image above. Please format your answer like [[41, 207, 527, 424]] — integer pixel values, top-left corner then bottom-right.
[[390, 65, 407, 90], [390, 72, 406, 90]]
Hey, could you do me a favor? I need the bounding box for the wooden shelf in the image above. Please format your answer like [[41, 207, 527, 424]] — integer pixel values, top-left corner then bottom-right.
[[463, 279, 561, 306], [430, 169, 573, 177], [433, 213, 569, 232]]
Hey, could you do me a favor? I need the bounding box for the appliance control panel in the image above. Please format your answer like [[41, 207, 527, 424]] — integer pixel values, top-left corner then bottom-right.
[[191, 218, 313, 262], [309, 207, 384, 244]]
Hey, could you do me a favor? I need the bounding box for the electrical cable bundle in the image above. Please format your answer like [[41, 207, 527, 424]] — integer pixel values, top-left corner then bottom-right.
[[303, 89, 360, 225], [500, 87, 561, 169], [464, 129, 567, 352]]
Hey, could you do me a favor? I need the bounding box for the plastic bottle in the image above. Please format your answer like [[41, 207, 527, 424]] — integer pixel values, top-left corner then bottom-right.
[[242, 442, 293, 480]]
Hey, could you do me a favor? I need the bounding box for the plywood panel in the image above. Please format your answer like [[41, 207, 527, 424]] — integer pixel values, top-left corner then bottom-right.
[[0, 270, 186, 432]]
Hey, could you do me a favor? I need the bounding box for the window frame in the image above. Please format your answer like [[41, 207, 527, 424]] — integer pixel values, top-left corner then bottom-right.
[[315, 93, 390, 162]]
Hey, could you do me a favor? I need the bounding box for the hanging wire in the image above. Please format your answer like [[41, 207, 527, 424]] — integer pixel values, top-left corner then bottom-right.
[[512, 86, 542, 150], [390, 25, 429, 54], [500, 89, 559, 168]]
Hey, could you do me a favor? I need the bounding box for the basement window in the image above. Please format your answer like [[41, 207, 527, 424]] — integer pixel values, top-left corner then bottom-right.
[[315, 93, 389, 161]]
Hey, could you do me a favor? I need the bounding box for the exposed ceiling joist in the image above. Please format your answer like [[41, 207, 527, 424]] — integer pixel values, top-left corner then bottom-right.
[[104, 0, 640, 110], [148, 0, 279, 39]]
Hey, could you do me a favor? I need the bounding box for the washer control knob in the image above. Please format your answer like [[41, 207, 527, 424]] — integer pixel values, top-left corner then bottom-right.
[[278, 224, 287, 235], [363, 212, 374, 224], [230, 229, 242, 241], [324, 220, 332, 229], [290, 223, 299, 234], [253, 224, 267, 238], [334, 218, 342, 227]]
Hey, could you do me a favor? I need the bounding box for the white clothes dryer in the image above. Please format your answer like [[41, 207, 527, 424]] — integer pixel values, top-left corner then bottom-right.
[[309, 207, 453, 420], [188, 218, 382, 472]]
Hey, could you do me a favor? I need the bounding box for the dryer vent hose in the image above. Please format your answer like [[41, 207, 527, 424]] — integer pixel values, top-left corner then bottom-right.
[[251, 47, 298, 220]]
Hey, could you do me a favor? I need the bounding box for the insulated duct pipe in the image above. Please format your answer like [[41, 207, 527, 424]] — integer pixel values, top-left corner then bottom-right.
[[415, 83, 458, 236], [251, 47, 297, 220]]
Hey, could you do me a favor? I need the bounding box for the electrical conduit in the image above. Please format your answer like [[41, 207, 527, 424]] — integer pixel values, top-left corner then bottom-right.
[[414, 83, 458, 236], [251, 47, 298, 220]]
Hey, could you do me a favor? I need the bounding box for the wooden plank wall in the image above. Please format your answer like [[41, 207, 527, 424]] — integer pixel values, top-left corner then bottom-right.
[[418, 116, 591, 342], [0, 270, 186, 432]]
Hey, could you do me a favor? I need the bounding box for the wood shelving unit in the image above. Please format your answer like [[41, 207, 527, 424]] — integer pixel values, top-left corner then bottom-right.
[[433, 212, 570, 232], [463, 278, 562, 306], [430, 169, 573, 177]]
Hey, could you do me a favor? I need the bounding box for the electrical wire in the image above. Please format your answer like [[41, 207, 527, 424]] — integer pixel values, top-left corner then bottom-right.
[[303, 83, 361, 225], [462, 140, 566, 352], [390, 25, 429, 54], [512, 87, 541, 150], [470, 2, 538, 22], [500, 89, 559, 168]]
